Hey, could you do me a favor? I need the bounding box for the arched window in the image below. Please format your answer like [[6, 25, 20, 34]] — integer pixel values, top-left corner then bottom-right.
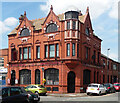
[[20, 28, 30, 36], [45, 68, 59, 85], [46, 23, 57, 33], [19, 69, 31, 84], [85, 27, 89, 36]]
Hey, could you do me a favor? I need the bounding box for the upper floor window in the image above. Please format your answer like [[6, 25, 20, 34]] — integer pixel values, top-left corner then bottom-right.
[[19, 48, 22, 60], [85, 27, 90, 36], [28, 47, 31, 59], [45, 45, 48, 58], [77, 44, 79, 57], [113, 64, 117, 70], [36, 46, 40, 59], [23, 47, 28, 59], [11, 48, 17, 61], [67, 21, 70, 30], [49, 44, 55, 58], [93, 50, 96, 63], [67, 43, 70, 56], [20, 28, 30, 36], [46, 23, 57, 33], [98, 52, 100, 63], [72, 21, 76, 30], [86, 47, 89, 60], [72, 43, 75, 56], [56, 44, 59, 57], [103, 60, 106, 68]]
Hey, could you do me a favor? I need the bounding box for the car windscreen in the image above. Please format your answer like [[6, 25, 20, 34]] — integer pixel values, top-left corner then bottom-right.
[[88, 84, 98, 88], [114, 84, 120, 86], [104, 84, 110, 87], [38, 85, 45, 88]]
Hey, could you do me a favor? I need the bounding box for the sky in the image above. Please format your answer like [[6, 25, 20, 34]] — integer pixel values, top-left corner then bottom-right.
[[0, 0, 119, 62]]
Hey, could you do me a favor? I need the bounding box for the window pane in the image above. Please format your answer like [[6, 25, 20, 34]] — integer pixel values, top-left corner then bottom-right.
[[45, 45, 48, 58], [67, 21, 70, 30], [20, 28, 30, 36], [45, 68, 59, 85], [29, 47, 31, 59], [86, 47, 88, 59], [19, 48, 22, 60], [56, 44, 59, 57], [77, 44, 79, 57], [50, 45, 55, 57], [67, 43, 70, 56], [72, 43, 75, 56], [73, 21, 76, 30], [37, 46, 40, 58], [23, 47, 28, 59], [46, 23, 57, 33], [85, 28, 89, 36]]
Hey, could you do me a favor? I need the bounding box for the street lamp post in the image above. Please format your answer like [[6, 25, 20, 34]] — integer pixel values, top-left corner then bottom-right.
[[107, 48, 110, 83]]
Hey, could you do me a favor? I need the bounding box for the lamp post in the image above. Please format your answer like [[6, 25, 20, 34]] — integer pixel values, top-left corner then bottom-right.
[[107, 48, 110, 83]]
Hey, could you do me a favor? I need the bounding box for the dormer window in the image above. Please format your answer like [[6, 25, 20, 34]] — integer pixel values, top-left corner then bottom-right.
[[20, 28, 30, 36], [85, 27, 90, 36], [46, 23, 57, 33]]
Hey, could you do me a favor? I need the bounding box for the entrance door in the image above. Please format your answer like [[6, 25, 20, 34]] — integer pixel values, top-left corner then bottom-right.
[[67, 71, 75, 93]]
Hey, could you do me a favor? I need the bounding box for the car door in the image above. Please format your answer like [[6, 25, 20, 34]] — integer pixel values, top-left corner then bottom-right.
[[30, 85, 38, 93], [2, 87, 10, 102], [9, 87, 27, 103], [99, 85, 103, 93]]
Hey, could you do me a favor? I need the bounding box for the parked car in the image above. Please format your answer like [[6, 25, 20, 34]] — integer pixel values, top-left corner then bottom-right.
[[25, 84, 47, 95], [113, 83, 120, 91], [103, 83, 116, 93], [86, 83, 107, 95], [0, 86, 40, 103]]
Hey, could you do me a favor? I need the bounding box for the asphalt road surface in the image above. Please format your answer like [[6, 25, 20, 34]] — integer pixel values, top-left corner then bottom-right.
[[39, 92, 119, 103]]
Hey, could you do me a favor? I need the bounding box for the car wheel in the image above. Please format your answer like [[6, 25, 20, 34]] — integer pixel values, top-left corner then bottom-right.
[[35, 91, 39, 95], [99, 91, 101, 96], [87, 93, 90, 95]]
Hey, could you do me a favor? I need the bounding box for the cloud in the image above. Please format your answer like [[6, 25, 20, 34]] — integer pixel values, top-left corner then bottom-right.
[[0, 17, 18, 35], [40, 0, 117, 19], [4, 17, 18, 27], [109, 0, 118, 19]]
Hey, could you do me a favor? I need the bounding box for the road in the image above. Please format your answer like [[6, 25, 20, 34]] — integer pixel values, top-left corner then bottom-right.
[[39, 92, 119, 103]]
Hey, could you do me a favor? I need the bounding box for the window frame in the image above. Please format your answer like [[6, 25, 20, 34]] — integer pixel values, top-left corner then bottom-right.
[[72, 43, 75, 56], [36, 46, 40, 59], [46, 23, 58, 33], [49, 44, 55, 58], [67, 43, 70, 56], [23, 47, 28, 60]]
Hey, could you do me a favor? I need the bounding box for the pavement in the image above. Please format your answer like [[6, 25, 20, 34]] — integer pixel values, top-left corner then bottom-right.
[[46, 93, 87, 97]]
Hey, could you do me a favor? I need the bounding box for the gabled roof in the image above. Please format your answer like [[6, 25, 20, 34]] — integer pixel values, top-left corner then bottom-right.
[[8, 12, 86, 35]]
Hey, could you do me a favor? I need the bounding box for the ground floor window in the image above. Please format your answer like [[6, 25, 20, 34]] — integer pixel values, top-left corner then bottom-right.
[[11, 70, 15, 85], [113, 76, 117, 83], [35, 69, 40, 84], [19, 69, 31, 84], [45, 68, 59, 85], [83, 69, 91, 85]]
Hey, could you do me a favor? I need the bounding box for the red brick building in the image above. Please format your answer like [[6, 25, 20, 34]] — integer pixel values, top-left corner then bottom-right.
[[7, 6, 119, 93]]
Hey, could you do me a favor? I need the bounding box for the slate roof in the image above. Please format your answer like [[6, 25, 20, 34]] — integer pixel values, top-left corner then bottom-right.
[[8, 13, 85, 35]]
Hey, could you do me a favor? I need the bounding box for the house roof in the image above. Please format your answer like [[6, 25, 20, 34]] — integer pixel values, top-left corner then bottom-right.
[[8, 13, 86, 36]]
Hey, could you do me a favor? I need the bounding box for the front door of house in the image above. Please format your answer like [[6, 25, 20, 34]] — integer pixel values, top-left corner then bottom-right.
[[67, 71, 75, 93]]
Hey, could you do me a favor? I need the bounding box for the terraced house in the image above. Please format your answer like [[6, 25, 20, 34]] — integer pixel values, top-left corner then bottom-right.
[[7, 5, 119, 93]]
